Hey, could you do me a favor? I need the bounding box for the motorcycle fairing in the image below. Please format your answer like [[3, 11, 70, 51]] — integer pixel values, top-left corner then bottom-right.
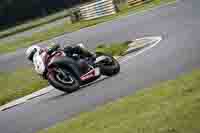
[[80, 67, 100, 81]]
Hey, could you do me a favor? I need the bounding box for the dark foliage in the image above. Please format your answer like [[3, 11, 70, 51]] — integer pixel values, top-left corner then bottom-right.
[[0, 0, 92, 30]]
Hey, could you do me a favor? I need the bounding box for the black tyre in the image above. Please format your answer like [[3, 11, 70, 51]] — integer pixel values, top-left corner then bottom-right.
[[47, 67, 80, 93], [98, 54, 120, 76]]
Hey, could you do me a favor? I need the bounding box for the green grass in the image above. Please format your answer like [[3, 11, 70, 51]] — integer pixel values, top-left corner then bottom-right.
[[38, 69, 200, 133], [0, 9, 70, 39], [0, 68, 47, 106], [95, 41, 130, 56], [0, 0, 175, 54]]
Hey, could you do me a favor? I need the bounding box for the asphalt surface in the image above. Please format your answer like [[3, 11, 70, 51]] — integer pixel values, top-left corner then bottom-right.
[[1, 0, 200, 133]]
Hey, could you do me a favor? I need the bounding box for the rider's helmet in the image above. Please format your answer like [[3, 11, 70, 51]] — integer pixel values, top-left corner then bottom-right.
[[25, 45, 41, 62]]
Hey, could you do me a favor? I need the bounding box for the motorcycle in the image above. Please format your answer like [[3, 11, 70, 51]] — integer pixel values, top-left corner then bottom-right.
[[32, 44, 120, 93]]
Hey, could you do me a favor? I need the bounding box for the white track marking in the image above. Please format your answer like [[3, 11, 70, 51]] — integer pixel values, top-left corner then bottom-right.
[[120, 36, 162, 64]]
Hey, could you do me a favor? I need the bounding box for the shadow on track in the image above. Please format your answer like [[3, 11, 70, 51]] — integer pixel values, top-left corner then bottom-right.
[[42, 76, 111, 102]]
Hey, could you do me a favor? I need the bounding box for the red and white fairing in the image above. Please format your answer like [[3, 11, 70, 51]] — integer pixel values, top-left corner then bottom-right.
[[80, 67, 100, 81], [32, 50, 66, 75]]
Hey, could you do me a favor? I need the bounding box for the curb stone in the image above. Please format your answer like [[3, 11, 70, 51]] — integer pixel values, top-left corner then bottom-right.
[[0, 86, 53, 111]]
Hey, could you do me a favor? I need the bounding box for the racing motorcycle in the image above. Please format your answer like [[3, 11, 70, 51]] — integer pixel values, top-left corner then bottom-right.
[[32, 44, 120, 93]]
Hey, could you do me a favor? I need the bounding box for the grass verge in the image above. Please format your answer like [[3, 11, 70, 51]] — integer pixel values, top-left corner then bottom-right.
[[38, 69, 200, 133], [95, 41, 131, 56], [0, 68, 47, 106], [0, 0, 175, 54], [0, 42, 128, 106], [0, 9, 70, 39]]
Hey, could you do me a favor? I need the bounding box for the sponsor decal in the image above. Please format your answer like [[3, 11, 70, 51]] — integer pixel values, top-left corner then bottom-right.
[[80, 68, 100, 81]]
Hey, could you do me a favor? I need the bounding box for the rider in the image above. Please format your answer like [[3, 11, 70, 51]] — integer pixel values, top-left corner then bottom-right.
[[25, 42, 96, 63]]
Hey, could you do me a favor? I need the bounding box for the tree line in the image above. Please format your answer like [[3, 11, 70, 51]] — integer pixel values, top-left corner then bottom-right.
[[0, 0, 92, 30]]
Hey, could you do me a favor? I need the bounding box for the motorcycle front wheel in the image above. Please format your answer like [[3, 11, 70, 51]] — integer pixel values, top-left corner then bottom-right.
[[97, 54, 120, 76], [47, 67, 80, 93]]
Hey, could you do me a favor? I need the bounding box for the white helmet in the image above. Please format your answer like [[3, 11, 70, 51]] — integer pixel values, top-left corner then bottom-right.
[[25, 45, 41, 62]]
